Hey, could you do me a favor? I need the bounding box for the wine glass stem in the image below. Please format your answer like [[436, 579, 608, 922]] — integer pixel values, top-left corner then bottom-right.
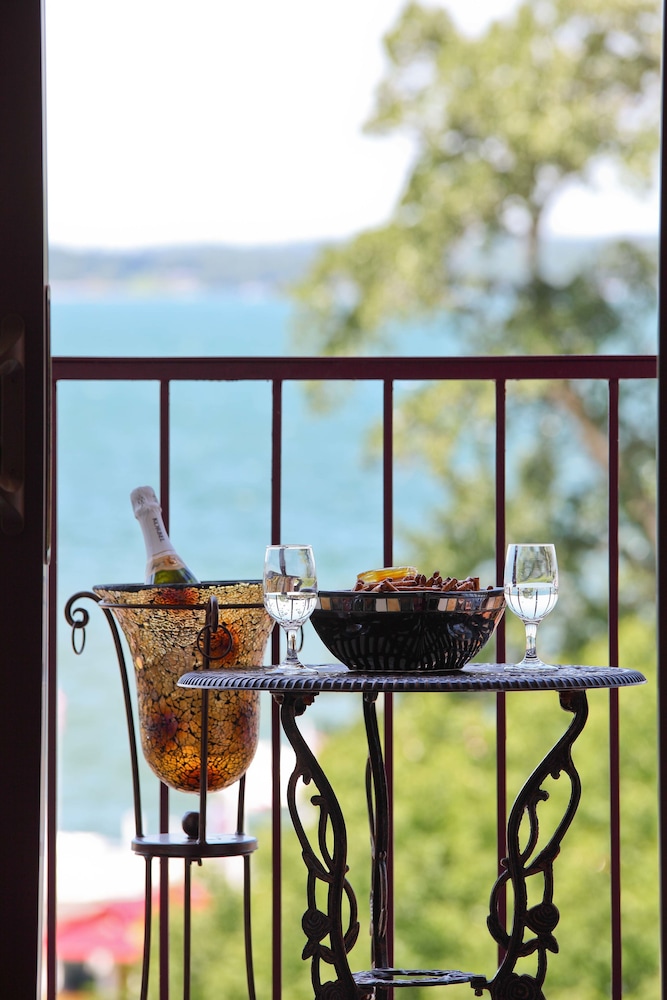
[[284, 627, 301, 665], [524, 621, 538, 660]]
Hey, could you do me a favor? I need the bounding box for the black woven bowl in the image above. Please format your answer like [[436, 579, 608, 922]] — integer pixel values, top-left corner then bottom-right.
[[310, 588, 505, 673]]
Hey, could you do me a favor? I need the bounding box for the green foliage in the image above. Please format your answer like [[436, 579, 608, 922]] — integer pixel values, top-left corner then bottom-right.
[[291, 0, 659, 643], [292, 0, 660, 357], [136, 3, 660, 997]]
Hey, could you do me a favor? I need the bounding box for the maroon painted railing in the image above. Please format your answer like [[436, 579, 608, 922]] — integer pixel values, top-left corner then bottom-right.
[[48, 353, 658, 1000]]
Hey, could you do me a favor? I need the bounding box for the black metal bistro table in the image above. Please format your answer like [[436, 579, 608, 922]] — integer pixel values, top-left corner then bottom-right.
[[178, 663, 645, 1000]]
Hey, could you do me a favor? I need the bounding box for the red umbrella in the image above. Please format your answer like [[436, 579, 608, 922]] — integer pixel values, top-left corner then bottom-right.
[[57, 899, 145, 965], [56, 881, 211, 967]]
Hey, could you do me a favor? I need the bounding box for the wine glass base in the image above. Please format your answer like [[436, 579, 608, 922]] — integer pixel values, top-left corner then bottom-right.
[[266, 661, 319, 675], [504, 658, 559, 671]]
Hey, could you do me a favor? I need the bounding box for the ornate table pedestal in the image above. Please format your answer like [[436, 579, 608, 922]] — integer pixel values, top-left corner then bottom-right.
[[178, 663, 645, 1000]]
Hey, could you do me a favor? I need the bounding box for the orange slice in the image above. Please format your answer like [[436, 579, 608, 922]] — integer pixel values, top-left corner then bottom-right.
[[356, 566, 418, 585]]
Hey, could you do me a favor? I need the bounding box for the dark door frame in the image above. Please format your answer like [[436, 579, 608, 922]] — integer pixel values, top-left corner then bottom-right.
[[0, 1, 49, 996], [658, 21, 667, 1000]]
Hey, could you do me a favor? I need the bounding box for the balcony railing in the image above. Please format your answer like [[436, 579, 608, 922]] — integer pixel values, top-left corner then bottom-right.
[[47, 352, 659, 1000]]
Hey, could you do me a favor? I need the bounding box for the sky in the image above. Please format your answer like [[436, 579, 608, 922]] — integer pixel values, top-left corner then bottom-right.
[[45, 0, 660, 250]]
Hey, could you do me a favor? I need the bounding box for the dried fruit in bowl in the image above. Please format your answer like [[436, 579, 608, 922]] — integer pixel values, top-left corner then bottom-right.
[[354, 568, 485, 593]]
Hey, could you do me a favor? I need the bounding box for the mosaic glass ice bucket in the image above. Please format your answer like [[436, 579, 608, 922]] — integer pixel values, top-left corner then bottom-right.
[[93, 580, 273, 793]]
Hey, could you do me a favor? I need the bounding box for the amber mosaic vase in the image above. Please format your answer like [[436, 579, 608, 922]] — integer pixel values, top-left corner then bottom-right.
[[93, 581, 273, 794]]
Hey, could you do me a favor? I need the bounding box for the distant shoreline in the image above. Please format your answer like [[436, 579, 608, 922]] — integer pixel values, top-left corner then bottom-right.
[[49, 234, 658, 295], [49, 241, 325, 295]]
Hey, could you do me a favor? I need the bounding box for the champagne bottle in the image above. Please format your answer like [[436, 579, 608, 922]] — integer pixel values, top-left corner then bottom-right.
[[130, 485, 199, 585]]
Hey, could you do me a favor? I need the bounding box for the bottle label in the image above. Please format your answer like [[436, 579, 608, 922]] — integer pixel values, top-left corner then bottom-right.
[[151, 514, 166, 544], [139, 510, 176, 558]]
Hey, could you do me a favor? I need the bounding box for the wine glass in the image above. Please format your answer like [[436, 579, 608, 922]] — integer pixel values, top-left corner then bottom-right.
[[263, 544, 318, 672], [503, 543, 559, 670]]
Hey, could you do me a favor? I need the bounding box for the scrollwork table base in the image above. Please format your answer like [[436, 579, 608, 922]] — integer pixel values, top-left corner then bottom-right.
[[178, 663, 645, 1000]]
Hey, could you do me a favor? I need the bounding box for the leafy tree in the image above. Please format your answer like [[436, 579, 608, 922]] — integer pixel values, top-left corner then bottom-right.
[[283, 6, 660, 993], [291, 0, 659, 652], [292, 0, 659, 353]]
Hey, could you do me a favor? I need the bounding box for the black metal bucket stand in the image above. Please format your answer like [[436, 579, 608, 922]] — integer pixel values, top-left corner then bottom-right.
[[65, 591, 258, 1000]]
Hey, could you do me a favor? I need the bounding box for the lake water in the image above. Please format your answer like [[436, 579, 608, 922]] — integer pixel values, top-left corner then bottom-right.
[[53, 289, 451, 838]]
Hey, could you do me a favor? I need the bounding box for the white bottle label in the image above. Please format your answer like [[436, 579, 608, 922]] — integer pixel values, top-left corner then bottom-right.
[[131, 486, 177, 558]]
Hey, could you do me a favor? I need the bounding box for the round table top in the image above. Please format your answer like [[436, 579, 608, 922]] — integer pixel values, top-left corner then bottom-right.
[[177, 662, 646, 695]]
